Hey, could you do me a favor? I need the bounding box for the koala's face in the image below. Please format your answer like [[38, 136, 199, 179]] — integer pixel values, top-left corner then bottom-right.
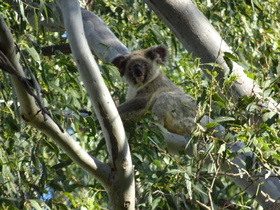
[[121, 53, 155, 86], [113, 46, 168, 87]]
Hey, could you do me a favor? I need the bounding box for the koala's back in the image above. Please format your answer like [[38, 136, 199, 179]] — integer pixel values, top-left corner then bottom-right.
[[152, 92, 196, 134], [137, 72, 197, 134]]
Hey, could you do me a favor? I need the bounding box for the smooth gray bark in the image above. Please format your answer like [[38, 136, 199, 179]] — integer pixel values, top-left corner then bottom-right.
[[144, 0, 280, 114], [81, 8, 130, 62], [56, 0, 135, 209], [0, 14, 111, 191]]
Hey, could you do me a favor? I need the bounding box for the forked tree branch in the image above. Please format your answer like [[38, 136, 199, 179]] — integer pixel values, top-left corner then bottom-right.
[[0, 14, 111, 194]]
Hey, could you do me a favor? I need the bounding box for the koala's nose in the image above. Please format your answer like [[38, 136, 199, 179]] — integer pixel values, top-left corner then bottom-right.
[[133, 65, 143, 76]]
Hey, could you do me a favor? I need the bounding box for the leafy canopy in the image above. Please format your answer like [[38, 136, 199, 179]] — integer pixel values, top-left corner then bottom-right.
[[0, 0, 279, 209]]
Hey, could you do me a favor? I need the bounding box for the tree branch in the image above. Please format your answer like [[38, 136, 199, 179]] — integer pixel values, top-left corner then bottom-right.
[[161, 122, 280, 208], [0, 14, 111, 192], [41, 43, 72, 56], [144, 0, 280, 114], [55, 0, 135, 209]]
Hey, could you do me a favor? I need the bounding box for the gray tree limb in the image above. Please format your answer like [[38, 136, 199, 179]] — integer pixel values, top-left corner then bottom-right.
[[144, 0, 280, 114], [55, 0, 135, 209], [81, 8, 130, 62], [0, 14, 111, 199], [6, 0, 129, 62]]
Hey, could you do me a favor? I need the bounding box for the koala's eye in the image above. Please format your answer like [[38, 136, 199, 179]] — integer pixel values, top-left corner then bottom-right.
[[143, 63, 148, 68]]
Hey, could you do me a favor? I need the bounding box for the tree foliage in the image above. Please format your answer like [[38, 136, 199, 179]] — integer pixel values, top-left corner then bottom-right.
[[0, 0, 279, 209]]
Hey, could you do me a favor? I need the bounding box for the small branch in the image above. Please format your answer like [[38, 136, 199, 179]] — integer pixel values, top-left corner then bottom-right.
[[208, 154, 220, 210], [218, 199, 240, 209], [41, 43, 72, 56], [195, 200, 211, 210]]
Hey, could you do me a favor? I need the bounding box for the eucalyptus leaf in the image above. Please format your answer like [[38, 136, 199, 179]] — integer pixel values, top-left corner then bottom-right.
[[214, 116, 235, 123], [28, 199, 43, 210], [25, 46, 41, 64]]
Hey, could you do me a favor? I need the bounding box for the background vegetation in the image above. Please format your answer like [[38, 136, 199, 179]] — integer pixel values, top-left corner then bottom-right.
[[0, 0, 279, 209]]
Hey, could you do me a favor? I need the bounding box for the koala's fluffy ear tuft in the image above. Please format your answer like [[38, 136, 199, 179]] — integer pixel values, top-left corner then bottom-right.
[[112, 55, 126, 68], [145, 45, 168, 64], [112, 55, 127, 76]]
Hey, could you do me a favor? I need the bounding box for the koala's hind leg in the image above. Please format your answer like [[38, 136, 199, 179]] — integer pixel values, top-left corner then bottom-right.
[[152, 93, 197, 135]]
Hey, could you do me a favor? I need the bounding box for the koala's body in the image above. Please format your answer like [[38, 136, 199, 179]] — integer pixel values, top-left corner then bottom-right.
[[113, 45, 197, 135]]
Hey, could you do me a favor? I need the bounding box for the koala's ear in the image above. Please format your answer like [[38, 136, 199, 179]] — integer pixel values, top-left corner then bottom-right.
[[112, 55, 126, 68], [145, 45, 168, 64], [112, 55, 127, 76]]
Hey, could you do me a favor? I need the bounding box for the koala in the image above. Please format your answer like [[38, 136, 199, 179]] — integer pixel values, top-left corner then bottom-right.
[[112, 45, 197, 136]]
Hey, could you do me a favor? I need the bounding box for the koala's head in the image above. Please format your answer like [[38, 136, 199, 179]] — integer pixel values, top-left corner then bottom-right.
[[112, 45, 168, 87]]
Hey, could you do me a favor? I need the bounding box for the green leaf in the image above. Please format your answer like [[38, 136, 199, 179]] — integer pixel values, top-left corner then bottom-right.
[[218, 144, 226, 154], [25, 46, 41, 64], [214, 116, 235, 123], [184, 173, 192, 199], [223, 52, 240, 62], [28, 199, 42, 210], [153, 160, 163, 169], [262, 111, 277, 122], [151, 196, 162, 210], [33, 10, 39, 36], [208, 162, 215, 173], [204, 142, 215, 158], [205, 122, 219, 128], [244, 70, 255, 80], [64, 192, 76, 207], [212, 93, 226, 108], [167, 169, 183, 175]]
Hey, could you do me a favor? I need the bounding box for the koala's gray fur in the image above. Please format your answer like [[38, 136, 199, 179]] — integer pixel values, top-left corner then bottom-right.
[[112, 45, 197, 135]]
